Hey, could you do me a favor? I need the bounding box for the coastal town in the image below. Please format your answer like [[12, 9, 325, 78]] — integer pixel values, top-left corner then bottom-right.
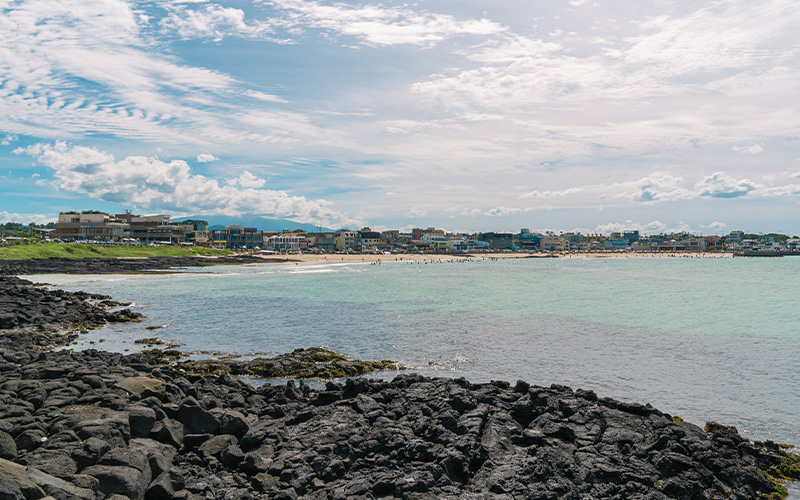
[[1, 210, 799, 255]]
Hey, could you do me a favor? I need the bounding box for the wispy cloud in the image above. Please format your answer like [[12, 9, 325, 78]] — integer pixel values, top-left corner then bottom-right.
[[267, 0, 505, 46], [517, 170, 799, 208], [0, 0, 316, 148], [519, 187, 585, 199], [732, 143, 764, 154], [594, 220, 692, 235]]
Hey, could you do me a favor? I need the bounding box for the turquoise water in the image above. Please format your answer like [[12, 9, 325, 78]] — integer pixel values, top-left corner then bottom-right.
[[35, 256, 800, 447]]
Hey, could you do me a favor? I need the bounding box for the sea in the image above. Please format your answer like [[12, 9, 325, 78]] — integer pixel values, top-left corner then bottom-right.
[[32, 256, 800, 454]]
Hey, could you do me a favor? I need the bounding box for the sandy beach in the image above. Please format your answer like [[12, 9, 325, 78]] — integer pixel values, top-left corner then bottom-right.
[[279, 251, 735, 264]]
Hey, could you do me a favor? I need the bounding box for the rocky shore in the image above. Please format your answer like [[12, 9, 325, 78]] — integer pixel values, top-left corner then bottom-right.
[[0, 348, 798, 500], [1, 273, 798, 499], [0, 276, 143, 351], [0, 255, 285, 275]]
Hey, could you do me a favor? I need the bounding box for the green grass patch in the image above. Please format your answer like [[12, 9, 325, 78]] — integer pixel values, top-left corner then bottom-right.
[[0, 242, 232, 260]]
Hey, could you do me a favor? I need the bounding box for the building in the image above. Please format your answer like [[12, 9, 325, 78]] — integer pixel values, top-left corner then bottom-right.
[[358, 228, 385, 251], [728, 231, 745, 242], [211, 226, 262, 249], [540, 235, 565, 252], [267, 232, 308, 252], [622, 231, 640, 244], [518, 229, 543, 251], [477, 232, 514, 249], [335, 231, 360, 251], [178, 219, 210, 245], [311, 232, 337, 251], [116, 213, 189, 244], [55, 212, 127, 241], [381, 230, 400, 243], [449, 237, 468, 252]]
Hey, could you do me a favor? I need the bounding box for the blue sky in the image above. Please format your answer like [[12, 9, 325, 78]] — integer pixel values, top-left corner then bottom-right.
[[2, 0, 799, 235]]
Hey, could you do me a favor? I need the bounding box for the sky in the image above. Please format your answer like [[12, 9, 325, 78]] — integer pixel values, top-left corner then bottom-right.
[[1, 0, 799, 235]]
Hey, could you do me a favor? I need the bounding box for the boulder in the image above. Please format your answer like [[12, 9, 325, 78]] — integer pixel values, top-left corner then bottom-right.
[[146, 470, 186, 500], [218, 410, 249, 437], [0, 430, 17, 459], [0, 458, 93, 500], [197, 435, 237, 458], [176, 402, 219, 435], [82, 464, 150, 500], [128, 438, 177, 477], [116, 377, 167, 400], [150, 419, 183, 449], [128, 405, 157, 438], [0, 475, 24, 500]]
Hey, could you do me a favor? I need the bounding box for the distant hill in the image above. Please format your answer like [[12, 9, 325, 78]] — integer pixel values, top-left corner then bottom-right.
[[176, 215, 333, 233]]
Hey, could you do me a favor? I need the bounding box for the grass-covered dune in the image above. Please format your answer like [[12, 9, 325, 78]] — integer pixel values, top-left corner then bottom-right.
[[0, 242, 232, 260]]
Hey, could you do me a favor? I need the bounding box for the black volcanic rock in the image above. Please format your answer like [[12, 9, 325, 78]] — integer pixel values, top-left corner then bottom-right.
[[0, 348, 794, 499], [0, 255, 285, 275], [1, 276, 798, 499], [0, 276, 144, 351]]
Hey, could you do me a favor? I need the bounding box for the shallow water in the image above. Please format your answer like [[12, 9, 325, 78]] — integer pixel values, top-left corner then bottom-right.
[[35, 256, 800, 447]]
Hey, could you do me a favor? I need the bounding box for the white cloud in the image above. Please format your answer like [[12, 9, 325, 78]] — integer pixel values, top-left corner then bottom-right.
[[407, 204, 431, 218], [160, 3, 280, 42], [761, 184, 800, 197], [516, 169, 800, 209], [268, 0, 505, 46], [245, 90, 289, 104], [594, 220, 691, 235], [226, 170, 267, 188], [196, 153, 219, 163], [732, 143, 764, 154], [485, 206, 522, 217], [603, 172, 693, 204], [519, 187, 584, 199], [0, 0, 323, 148], [16, 142, 353, 227], [695, 172, 759, 198], [0, 211, 53, 225], [1, 135, 18, 146], [700, 221, 728, 231]]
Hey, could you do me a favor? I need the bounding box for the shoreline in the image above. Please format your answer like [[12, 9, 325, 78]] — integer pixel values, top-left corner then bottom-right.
[[0, 250, 739, 276], [0, 276, 799, 498], [290, 251, 735, 264]]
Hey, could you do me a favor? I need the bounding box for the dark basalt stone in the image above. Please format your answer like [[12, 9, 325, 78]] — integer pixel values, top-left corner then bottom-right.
[[0, 255, 281, 276], [0, 276, 143, 351], [1, 279, 799, 499]]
